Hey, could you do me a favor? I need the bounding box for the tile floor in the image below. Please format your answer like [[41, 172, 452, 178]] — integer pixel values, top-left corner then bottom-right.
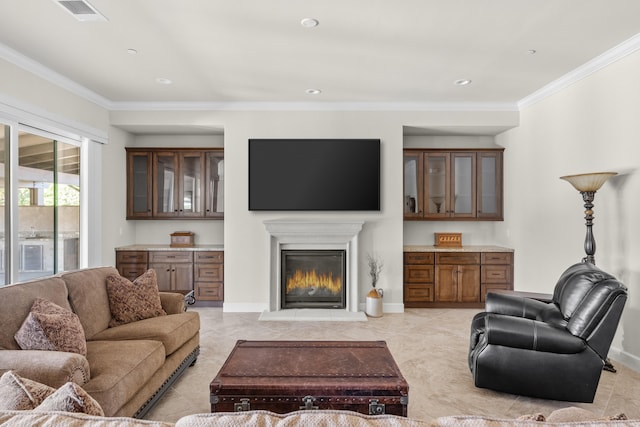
[[143, 308, 640, 423]]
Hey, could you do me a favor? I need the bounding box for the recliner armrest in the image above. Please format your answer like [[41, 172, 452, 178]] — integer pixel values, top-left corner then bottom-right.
[[485, 313, 587, 354], [486, 292, 551, 319]]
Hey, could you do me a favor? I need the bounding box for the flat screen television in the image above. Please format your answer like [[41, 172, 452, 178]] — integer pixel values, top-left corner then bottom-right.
[[249, 138, 380, 211]]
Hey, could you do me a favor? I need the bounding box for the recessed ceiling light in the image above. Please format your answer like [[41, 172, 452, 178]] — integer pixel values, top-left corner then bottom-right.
[[305, 88, 322, 95], [127, 48, 138, 55], [301, 18, 319, 28], [454, 79, 472, 86], [156, 77, 172, 85]]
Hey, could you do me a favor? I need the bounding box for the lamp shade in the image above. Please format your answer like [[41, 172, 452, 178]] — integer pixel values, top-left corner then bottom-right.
[[560, 172, 617, 192]]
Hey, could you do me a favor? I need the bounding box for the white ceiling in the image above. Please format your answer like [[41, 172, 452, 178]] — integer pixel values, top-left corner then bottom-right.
[[1, 0, 640, 112]]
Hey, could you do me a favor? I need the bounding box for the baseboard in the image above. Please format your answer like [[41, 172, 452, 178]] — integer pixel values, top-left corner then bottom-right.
[[357, 302, 405, 314], [608, 346, 640, 373], [383, 302, 404, 313]]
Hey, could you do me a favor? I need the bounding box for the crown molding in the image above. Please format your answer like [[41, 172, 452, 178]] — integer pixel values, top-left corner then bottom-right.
[[0, 43, 113, 109], [518, 32, 640, 110], [108, 101, 518, 112]]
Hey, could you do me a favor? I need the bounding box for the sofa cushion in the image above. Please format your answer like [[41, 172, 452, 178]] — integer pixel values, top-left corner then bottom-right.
[[177, 410, 432, 427], [0, 370, 55, 410], [62, 267, 120, 340], [35, 381, 104, 416], [14, 298, 87, 356], [106, 269, 167, 327], [0, 409, 175, 426], [91, 312, 199, 356], [0, 277, 70, 350], [82, 340, 165, 417]]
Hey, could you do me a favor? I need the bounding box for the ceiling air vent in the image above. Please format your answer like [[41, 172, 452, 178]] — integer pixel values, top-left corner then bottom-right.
[[53, 0, 107, 22]]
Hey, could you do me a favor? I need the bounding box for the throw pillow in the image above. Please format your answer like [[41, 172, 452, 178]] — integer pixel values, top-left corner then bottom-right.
[[14, 298, 87, 356], [106, 269, 167, 327], [0, 370, 55, 410], [34, 381, 104, 416]]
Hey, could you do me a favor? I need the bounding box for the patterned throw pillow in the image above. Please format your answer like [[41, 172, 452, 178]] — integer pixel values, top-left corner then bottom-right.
[[106, 269, 167, 327], [34, 381, 104, 416], [14, 298, 87, 356], [0, 370, 56, 410]]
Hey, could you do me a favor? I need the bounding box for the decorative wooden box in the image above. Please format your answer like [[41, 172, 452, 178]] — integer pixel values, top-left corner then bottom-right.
[[434, 232, 462, 247], [170, 231, 194, 247]]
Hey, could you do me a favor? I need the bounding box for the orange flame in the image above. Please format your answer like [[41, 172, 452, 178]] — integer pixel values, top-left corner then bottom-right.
[[285, 269, 342, 294]]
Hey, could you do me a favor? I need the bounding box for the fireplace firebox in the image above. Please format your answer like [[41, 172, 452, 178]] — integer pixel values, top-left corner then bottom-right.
[[281, 250, 346, 309]]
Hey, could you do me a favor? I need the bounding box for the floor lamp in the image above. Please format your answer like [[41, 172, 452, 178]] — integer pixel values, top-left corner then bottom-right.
[[560, 171, 618, 372], [559, 172, 617, 265]]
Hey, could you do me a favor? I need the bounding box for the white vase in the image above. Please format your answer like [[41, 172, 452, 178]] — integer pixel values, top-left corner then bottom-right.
[[365, 288, 383, 317]]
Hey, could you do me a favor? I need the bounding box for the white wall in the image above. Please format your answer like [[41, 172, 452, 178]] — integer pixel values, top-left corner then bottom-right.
[[498, 50, 640, 370], [4, 47, 638, 367]]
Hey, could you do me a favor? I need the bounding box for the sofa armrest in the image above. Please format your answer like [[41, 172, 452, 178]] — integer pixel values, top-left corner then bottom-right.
[[486, 292, 552, 319], [0, 350, 90, 388], [160, 292, 186, 314], [485, 313, 587, 354]]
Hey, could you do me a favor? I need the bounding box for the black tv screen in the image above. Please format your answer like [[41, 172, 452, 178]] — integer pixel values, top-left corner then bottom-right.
[[249, 139, 380, 211]]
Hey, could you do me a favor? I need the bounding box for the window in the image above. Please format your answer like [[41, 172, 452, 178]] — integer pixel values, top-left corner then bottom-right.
[[0, 125, 81, 285]]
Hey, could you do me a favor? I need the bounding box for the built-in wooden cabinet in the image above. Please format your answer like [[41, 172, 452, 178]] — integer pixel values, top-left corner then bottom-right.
[[116, 251, 149, 281], [404, 247, 513, 308], [115, 247, 224, 305], [126, 147, 224, 220], [149, 251, 194, 294], [403, 149, 503, 220], [194, 251, 224, 302], [434, 253, 481, 303]]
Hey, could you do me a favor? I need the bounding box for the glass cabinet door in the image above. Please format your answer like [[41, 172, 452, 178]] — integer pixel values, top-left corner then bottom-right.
[[424, 153, 449, 217], [477, 151, 503, 220], [205, 151, 224, 218], [451, 152, 476, 218], [127, 151, 152, 218], [403, 152, 423, 218], [179, 152, 203, 217], [154, 152, 178, 216]]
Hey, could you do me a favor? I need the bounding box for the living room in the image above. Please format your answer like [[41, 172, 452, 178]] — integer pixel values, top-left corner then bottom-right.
[[0, 1, 639, 424]]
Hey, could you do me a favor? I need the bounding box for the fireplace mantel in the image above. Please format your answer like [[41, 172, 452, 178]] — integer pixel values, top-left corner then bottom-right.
[[264, 219, 364, 314]]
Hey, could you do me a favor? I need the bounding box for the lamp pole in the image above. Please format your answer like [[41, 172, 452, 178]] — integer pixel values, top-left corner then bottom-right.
[[581, 190, 596, 264]]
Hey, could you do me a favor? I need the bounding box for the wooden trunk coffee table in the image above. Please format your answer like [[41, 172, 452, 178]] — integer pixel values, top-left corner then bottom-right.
[[210, 340, 409, 416]]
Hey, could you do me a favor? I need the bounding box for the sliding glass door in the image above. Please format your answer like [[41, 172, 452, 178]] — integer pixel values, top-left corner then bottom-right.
[[0, 124, 81, 285]]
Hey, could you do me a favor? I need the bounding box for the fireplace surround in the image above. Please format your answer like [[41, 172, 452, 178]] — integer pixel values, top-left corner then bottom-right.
[[263, 219, 364, 314]]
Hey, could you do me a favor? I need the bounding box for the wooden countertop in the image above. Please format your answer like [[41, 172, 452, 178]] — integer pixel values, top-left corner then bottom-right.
[[116, 244, 224, 251]]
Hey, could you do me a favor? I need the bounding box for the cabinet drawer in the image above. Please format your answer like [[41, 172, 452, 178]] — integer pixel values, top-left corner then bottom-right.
[[149, 251, 193, 263], [481, 252, 513, 265], [404, 252, 434, 265], [117, 251, 148, 264], [118, 265, 148, 281], [481, 265, 511, 284], [196, 251, 223, 263], [195, 264, 223, 281], [197, 283, 223, 301], [404, 284, 434, 302], [436, 252, 480, 265], [481, 284, 512, 302], [404, 265, 434, 283]]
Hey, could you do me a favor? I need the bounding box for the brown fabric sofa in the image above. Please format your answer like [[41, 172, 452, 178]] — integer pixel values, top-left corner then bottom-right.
[[0, 266, 200, 418], [0, 408, 638, 427]]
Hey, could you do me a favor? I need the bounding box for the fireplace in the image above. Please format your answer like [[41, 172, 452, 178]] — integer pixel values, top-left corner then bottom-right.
[[263, 219, 364, 314], [281, 250, 346, 309]]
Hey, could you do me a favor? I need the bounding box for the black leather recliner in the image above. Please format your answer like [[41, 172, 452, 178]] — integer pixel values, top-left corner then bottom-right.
[[468, 262, 627, 402]]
